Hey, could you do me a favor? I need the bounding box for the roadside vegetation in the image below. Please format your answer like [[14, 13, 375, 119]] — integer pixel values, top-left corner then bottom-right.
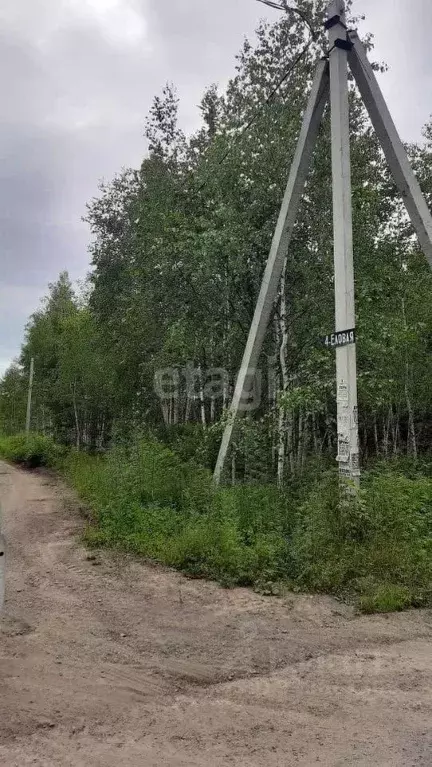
[[1, 1, 432, 614], [1, 432, 431, 614], [0, 433, 62, 469]]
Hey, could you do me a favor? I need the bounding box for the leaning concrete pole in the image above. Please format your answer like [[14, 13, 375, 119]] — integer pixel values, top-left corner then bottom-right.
[[348, 30, 432, 269], [213, 60, 330, 483]]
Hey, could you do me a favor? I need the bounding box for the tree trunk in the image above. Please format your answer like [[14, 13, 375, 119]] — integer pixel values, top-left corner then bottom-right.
[[301, 414, 309, 472], [277, 406, 286, 488], [405, 369, 418, 459], [288, 416, 295, 474], [373, 413, 379, 457], [383, 407, 391, 459], [99, 415, 105, 449], [231, 450, 236, 485], [392, 409, 400, 455], [71, 381, 80, 450], [198, 365, 206, 428], [400, 294, 417, 458], [312, 412, 319, 454], [161, 401, 170, 427], [185, 394, 192, 423], [297, 409, 304, 474], [173, 394, 179, 426], [277, 261, 289, 488]]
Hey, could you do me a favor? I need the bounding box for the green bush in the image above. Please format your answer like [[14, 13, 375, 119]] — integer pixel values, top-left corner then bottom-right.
[[63, 438, 292, 588], [292, 472, 432, 605], [0, 433, 61, 468], [166, 510, 291, 587]]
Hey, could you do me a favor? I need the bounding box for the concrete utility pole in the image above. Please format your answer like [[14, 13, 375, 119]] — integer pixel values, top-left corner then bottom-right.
[[327, 0, 360, 483], [25, 357, 34, 436]]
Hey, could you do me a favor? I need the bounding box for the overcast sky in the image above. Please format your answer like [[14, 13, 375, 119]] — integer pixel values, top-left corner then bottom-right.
[[0, 0, 431, 375]]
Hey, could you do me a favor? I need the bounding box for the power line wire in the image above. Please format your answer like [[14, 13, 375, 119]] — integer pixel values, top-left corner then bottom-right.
[[256, 0, 318, 42]]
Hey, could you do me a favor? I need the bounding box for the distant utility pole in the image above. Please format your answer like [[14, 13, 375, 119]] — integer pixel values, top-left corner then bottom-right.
[[25, 357, 34, 436], [213, 0, 432, 486]]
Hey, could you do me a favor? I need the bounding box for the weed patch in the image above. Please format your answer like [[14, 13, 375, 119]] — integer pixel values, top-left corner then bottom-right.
[[0, 433, 62, 468]]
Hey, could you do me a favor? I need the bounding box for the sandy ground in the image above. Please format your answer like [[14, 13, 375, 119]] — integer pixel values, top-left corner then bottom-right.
[[0, 461, 432, 766]]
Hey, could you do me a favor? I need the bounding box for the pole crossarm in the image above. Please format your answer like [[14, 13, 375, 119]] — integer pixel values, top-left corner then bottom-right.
[[348, 30, 432, 268], [213, 59, 330, 483]]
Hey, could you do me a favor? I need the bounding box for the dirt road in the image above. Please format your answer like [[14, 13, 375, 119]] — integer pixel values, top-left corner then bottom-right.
[[0, 461, 432, 765]]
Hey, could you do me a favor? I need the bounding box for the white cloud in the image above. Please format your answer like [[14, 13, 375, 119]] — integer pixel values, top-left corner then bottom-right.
[[68, 0, 148, 47], [0, 0, 148, 50]]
